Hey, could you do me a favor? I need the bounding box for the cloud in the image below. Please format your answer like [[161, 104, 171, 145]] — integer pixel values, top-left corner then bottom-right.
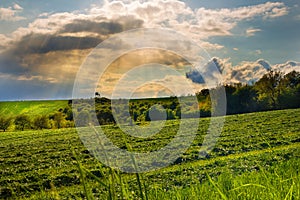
[[264, 5, 289, 19], [219, 2, 288, 20], [222, 59, 272, 84], [186, 57, 226, 86], [0, 0, 291, 99], [13, 4, 23, 10], [190, 58, 300, 85], [246, 28, 261, 37], [255, 50, 262, 55], [186, 69, 205, 84], [201, 42, 224, 50], [97, 49, 191, 97], [0, 8, 147, 90], [273, 61, 300, 74], [0, 34, 12, 52], [2, 1, 289, 53], [194, 2, 288, 38], [88, 1, 288, 41], [0, 5, 25, 21], [14, 34, 102, 54], [60, 17, 144, 36]]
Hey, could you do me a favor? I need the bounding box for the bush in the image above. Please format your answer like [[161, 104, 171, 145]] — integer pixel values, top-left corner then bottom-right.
[[0, 116, 12, 132], [33, 115, 50, 129], [14, 114, 31, 131], [52, 112, 65, 129]]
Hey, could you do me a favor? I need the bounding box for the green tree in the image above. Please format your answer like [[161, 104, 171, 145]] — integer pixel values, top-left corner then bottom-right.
[[233, 85, 258, 113], [14, 114, 31, 131], [281, 70, 300, 88], [0, 116, 12, 132], [53, 112, 65, 129], [255, 70, 283, 109], [33, 115, 49, 130], [278, 71, 300, 109]]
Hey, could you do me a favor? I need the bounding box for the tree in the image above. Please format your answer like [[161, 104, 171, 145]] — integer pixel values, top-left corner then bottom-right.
[[76, 110, 91, 127], [278, 71, 300, 109], [255, 70, 283, 109], [14, 114, 31, 131], [281, 70, 300, 88], [233, 85, 258, 113], [95, 92, 101, 98], [52, 112, 65, 129], [33, 115, 49, 130], [0, 116, 12, 132]]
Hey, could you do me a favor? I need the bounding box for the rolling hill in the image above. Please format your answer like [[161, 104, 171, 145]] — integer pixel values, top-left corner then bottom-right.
[[0, 100, 68, 117]]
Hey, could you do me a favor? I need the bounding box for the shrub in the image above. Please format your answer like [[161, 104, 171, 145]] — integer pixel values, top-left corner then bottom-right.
[[14, 114, 31, 131], [0, 116, 12, 132], [33, 115, 50, 129]]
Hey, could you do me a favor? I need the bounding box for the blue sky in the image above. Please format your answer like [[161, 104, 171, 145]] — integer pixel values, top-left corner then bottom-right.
[[0, 0, 300, 100]]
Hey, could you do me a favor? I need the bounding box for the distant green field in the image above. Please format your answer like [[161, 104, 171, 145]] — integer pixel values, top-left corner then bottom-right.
[[0, 108, 299, 199], [0, 100, 68, 117]]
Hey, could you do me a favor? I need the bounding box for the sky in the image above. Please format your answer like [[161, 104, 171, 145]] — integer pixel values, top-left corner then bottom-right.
[[0, 0, 300, 100]]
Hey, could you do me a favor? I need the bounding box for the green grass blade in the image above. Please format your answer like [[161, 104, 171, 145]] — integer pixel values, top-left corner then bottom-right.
[[207, 173, 228, 200]]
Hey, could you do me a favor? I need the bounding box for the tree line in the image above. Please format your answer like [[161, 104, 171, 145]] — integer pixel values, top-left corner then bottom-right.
[[72, 70, 300, 126], [0, 106, 74, 132], [221, 70, 300, 114], [0, 70, 299, 131]]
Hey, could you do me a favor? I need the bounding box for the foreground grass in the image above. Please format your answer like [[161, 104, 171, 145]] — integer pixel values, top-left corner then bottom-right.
[[22, 144, 300, 200], [150, 159, 299, 200], [0, 109, 299, 199]]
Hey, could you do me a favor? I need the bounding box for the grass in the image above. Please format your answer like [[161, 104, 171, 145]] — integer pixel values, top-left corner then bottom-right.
[[0, 100, 68, 117], [0, 108, 299, 199], [146, 157, 299, 200]]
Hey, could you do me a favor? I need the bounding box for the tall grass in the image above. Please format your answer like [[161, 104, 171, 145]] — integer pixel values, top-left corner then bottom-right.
[[70, 150, 299, 200], [145, 159, 299, 200]]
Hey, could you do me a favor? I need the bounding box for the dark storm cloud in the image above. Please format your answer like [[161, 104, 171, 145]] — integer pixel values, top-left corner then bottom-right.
[[186, 69, 205, 84], [61, 17, 144, 35], [0, 52, 28, 74], [0, 32, 102, 75], [62, 20, 123, 35], [0, 14, 146, 98], [14, 34, 102, 54], [6, 17, 144, 56]]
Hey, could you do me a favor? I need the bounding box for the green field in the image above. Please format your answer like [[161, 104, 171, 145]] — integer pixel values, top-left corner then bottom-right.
[[0, 100, 68, 117], [0, 109, 299, 199]]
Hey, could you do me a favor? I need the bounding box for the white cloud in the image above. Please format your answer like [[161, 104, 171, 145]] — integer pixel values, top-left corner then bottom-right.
[[263, 5, 288, 19], [187, 57, 300, 84], [273, 61, 300, 74], [222, 59, 272, 84], [201, 58, 300, 85], [195, 2, 288, 21], [13, 4, 23, 10], [0, 34, 12, 52], [38, 12, 50, 17], [2, 0, 289, 50], [255, 50, 262, 55], [0, 5, 25, 21], [200, 42, 224, 50], [246, 28, 261, 37]]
